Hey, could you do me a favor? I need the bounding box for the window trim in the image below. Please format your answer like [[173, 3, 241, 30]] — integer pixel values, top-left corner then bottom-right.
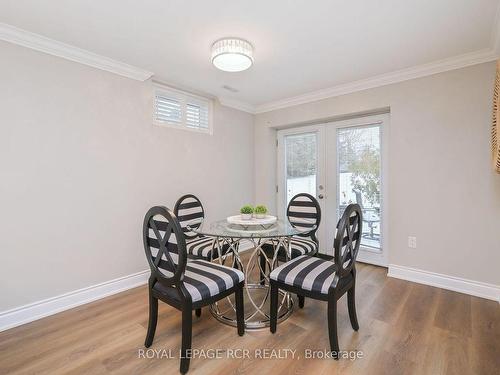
[[153, 83, 213, 135]]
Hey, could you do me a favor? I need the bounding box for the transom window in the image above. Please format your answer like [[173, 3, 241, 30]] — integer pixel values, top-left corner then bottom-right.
[[154, 84, 213, 134]]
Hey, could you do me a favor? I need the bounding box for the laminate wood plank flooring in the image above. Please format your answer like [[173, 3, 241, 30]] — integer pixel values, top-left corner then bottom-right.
[[1, 262, 498, 375]]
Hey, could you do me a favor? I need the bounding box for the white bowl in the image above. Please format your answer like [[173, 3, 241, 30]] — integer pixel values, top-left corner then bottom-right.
[[227, 215, 277, 226]]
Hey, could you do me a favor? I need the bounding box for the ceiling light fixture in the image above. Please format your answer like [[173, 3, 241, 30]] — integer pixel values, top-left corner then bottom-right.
[[211, 38, 253, 72]]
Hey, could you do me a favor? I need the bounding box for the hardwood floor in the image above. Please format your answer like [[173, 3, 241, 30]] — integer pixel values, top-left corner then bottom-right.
[[0, 263, 498, 374]]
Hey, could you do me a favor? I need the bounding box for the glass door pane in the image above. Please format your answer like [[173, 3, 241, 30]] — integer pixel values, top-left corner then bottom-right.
[[284, 132, 317, 206], [337, 125, 382, 250]]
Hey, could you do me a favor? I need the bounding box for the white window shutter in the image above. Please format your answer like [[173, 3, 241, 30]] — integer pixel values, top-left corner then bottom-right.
[[154, 85, 212, 134], [186, 101, 209, 129], [155, 94, 182, 124]]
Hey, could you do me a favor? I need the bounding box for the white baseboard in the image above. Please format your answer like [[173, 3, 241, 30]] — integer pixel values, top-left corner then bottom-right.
[[0, 270, 150, 332], [388, 264, 500, 302], [0, 243, 258, 333]]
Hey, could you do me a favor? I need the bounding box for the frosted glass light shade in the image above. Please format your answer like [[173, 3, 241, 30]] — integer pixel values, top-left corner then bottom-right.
[[211, 38, 253, 72]]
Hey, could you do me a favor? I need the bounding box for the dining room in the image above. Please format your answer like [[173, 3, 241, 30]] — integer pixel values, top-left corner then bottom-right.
[[0, 1, 499, 374]]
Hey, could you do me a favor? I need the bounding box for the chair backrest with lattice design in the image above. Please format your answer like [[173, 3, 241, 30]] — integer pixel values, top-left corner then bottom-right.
[[143, 206, 187, 286]]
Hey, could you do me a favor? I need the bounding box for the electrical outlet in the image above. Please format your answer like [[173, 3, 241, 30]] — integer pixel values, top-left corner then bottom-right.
[[408, 236, 417, 249]]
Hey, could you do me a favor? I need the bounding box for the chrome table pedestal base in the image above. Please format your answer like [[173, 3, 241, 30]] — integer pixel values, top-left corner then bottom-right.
[[209, 236, 293, 329]]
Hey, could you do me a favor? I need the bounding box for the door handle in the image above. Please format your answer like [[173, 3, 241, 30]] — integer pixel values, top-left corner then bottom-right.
[[318, 194, 324, 199]]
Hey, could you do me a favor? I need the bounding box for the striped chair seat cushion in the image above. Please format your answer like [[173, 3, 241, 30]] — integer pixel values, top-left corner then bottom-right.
[[186, 236, 216, 259], [154, 259, 244, 302], [185, 236, 230, 260], [270, 255, 337, 294], [289, 237, 317, 257]]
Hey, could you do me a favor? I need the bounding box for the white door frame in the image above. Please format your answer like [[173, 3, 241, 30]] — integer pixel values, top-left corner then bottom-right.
[[276, 113, 390, 266], [277, 125, 327, 253]]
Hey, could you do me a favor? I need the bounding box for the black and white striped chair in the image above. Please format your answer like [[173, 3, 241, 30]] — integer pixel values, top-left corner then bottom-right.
[[174, 194, 226, 261], [143, 206, 245, 374], [261, 193, 321, 261], [269, 204, 362, 359], [260, 193, 321, 297]]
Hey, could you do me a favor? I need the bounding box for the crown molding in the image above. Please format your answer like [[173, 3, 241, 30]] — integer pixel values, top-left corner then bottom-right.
[[0, 22, 153, 81], [254, 48, 498, 114], [218, 97, 256, 114], [153, 79, 217, 101], [1, 18, 499, 112], [256, 9, 500, 114]]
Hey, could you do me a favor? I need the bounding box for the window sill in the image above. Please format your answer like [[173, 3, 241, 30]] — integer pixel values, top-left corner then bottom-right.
[[153, 121, 213, 135]]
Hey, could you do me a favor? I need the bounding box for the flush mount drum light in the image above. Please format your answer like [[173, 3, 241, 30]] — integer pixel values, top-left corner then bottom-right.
[[211, 38, 253, 72]]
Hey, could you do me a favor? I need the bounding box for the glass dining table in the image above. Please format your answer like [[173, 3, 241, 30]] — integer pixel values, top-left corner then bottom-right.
[[189, 219, 309, 329]]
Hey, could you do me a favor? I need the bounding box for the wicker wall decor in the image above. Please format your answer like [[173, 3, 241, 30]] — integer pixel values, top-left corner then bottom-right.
[[493, 61, 500, 173]]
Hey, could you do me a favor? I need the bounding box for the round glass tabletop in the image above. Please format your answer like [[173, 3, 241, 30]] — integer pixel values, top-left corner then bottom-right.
[[190, 219, 311, 239]]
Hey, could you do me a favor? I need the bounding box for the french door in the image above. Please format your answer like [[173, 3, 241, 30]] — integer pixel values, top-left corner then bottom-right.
[[277, 114, 389, 266]]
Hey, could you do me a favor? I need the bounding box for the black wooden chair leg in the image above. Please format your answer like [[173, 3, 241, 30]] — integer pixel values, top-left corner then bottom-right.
[[235, 284, 245, 336], [259, 254, 267, 286], [298, 295, 305, 308], [144, 293, 158, 348], [269, 281, 278, 333], [347, 285, 359, 331], [327, 297, 339, 359], [195, 308, 201, 317], [180, 306, 193, 374]]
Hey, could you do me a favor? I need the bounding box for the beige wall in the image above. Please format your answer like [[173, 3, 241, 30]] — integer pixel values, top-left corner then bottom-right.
[[254, 62, 500, 285], [1, 39, 498, 313], [0, 41, 254, 311]]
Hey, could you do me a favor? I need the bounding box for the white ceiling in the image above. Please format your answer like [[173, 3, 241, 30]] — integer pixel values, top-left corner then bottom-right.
[[1, 0, 499, 112]]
